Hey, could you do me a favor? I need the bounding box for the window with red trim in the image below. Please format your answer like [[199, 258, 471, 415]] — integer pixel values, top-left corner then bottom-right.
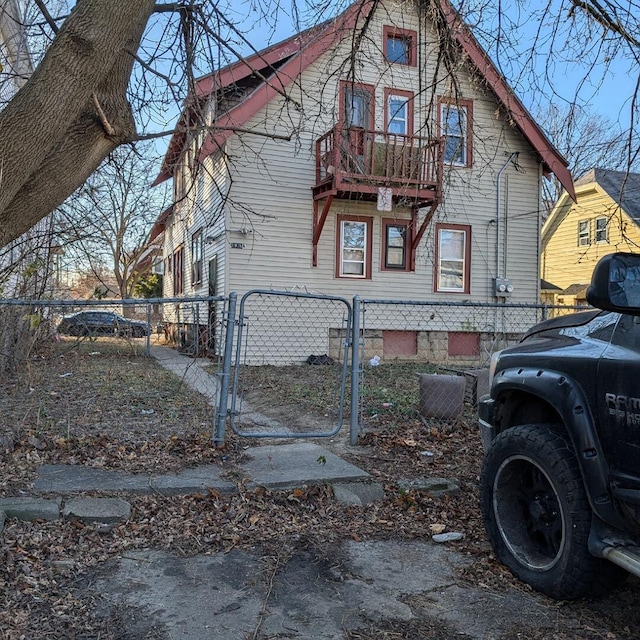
[[384, 88, 414, 136], [336, 215, 372, 279], [383, 26, 417, 66], [434, 224, 471, 293], [439, 98, 473, 167], [341, 81, 375, 129], [172, 246, 184, 295], [382, 219, 411, 271]]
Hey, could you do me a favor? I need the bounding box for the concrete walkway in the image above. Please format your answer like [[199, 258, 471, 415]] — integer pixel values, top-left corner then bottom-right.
[[149, 345, 220, 404], [1, 347, 378, 525]]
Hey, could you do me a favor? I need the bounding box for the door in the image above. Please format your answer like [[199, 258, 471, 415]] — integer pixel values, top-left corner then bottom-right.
[[342, 83, 374, 173], [597, 312, 640, 481]]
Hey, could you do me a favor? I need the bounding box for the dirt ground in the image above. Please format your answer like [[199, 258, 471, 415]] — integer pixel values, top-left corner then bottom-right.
[[0, 338, 639, 639]]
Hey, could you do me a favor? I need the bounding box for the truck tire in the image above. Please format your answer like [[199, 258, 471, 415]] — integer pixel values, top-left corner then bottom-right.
[[481, 424, 625, 599]]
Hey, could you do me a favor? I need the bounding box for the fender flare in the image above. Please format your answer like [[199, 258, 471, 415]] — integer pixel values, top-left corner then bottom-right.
[[491, 367, 625, 529]]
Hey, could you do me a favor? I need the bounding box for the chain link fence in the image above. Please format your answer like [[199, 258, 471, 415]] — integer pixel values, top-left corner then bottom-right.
[[0, 296, 228, 456], [225, 290, 352, 439], [354, 299, 580, 435], [0, 293, 586, 446]]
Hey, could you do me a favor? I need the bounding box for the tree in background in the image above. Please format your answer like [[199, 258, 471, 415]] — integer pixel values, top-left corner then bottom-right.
[[55, 143, 170, 300], [535, 102, 633, 215], [0, 0, 638, 248]]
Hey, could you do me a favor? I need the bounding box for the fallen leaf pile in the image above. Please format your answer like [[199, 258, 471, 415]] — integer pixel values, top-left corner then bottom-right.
[[0, 339, 639, 639]]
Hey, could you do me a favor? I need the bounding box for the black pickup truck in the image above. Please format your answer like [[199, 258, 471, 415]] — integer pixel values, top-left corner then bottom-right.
[[479, 252, 640, 599]]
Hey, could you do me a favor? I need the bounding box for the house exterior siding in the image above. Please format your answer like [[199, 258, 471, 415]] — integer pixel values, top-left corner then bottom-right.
[[223, 6, 542, 303], [156, 0, 571, 360], [541, 174, 640, 306]]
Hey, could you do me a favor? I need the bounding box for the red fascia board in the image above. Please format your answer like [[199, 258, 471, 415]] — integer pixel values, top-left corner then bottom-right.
[[195, 38, 305, 98], [438, 0, 576, 201], [198, 0, 374, 163]]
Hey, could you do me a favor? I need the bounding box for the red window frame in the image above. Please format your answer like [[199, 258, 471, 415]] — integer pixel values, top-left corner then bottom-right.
[[172, 245, 184, 295], [335, 214, 373, 279], [191, 229, 203, 287], [384, 88, 414, 136], [340, 80, 375, 130], [434, 223, 471, 294], [438, 97, 473, 168], [381, 218, 412, 272], [383, 26, 417, 67]]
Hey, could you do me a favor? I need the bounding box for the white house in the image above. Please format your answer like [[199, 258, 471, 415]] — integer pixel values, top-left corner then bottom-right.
[[152, 0, 574, 361]]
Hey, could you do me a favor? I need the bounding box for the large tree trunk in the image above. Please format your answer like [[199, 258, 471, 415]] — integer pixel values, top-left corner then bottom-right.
[[0, 0, 156, 248]]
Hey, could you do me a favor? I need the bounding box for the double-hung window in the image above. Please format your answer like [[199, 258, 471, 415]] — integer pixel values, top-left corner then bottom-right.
[[595, 216, 608, 243], [440, 98, 472, 167], [435, 224, 471, 293], [382, 219, 410, 271], [578, 220, 590, 246], [385, 89, 413, 136], [337, 215, 372, 278]]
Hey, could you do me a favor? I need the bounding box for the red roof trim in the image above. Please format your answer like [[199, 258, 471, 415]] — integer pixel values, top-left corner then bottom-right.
[[197, 1, 374, 163], [156, 0, 574, 200], [194, 30, 314, 97]]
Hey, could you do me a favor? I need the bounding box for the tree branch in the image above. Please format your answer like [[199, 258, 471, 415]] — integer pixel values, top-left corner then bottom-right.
[[33, 0, 59, 34], [132, 126, 292, 142], [91, 93, 117, 137]]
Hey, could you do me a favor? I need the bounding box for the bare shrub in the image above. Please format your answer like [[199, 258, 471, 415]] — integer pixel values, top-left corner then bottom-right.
[[0, 305, 53, 379]]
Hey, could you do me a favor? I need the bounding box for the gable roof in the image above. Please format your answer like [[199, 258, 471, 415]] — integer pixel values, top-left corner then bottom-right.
[[155, 0, 574, 198], [575, 168, 640, 223], [543, 167, 640, 248]]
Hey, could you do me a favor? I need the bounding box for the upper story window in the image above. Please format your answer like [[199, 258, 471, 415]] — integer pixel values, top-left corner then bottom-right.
[[173, 246, 184, 295], [439, 98, 473, 167], [337, 215, 372, 279], [435, 224, 471, 294], [191, 229, 203, 287], [385, 89, 413, 136], [342, 82, 375, 129], [382, 219, 410, 271], [578, 220, 590, 246], [595, 216, 608, 243], [383, 26, 417, 66]]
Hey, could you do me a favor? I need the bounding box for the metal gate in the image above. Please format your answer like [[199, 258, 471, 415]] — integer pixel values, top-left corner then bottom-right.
[[215, 290, 352, 441]]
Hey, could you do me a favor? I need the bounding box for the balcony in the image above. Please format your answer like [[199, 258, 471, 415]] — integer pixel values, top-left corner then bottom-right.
[[313, 125, 443, 206]]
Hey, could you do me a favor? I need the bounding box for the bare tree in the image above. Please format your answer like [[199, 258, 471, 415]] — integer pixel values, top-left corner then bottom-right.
[[534, 102, 632, 213], [0, 0, 639, 249], [56, 143, 170, 300]]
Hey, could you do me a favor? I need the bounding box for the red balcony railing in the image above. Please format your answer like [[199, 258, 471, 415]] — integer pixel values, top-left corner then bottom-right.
[[313, 125, 442, 204]]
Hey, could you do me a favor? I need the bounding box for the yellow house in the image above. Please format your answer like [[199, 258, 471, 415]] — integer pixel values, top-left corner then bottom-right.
[[541, 168, 640, 307]]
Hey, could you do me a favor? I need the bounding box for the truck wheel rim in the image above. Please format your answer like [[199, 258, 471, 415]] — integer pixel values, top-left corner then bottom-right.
[[493, 455, 565, 571]]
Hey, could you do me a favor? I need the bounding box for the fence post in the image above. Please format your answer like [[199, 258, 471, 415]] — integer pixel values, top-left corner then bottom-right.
[[349, 295, 361, 445], [145, 303, 152, 357], [213, 293, 237, 446]]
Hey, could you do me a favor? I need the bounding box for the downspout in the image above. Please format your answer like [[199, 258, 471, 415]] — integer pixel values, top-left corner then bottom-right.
[[495, 153, 518, 280]]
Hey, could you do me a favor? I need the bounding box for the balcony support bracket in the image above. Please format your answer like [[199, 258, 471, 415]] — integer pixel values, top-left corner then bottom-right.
[[411, 202, 438, 271], [313, 195, 334, 267]]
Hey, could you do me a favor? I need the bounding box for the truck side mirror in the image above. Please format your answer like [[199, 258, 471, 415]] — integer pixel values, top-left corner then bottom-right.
[[587, 252, 640, 313]]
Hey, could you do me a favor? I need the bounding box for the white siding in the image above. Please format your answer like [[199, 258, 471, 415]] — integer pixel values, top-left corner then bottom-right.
[[219, 1, 543, 304]]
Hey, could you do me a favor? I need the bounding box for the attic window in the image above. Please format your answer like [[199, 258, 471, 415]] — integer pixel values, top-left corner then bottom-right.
[[383, 26, 416, 67], [578, 220, 590, 246], [595, 216, 608, 243]]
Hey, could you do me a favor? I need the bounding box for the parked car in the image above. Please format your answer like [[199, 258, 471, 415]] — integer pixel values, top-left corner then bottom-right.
[[57, 311, 151, 338], [478, 252, 640, 600]]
